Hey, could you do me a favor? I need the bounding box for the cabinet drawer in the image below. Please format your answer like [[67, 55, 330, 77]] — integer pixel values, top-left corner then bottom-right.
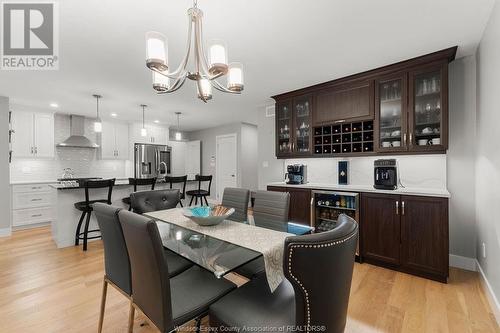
[[12, 184, 52, 193], [13, 191, 54, 209], [12, 207, 53, 226]]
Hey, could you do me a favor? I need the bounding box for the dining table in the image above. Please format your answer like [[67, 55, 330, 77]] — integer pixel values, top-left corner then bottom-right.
[[145, 208, 295, 292]]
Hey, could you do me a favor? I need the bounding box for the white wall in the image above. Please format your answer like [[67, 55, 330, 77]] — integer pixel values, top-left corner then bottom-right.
[[241, 123, 258, 191], [448, 56, 477, 259], [257, 106, 284, 189], [475, 0, 500, 304], [0, 97, 11, 235]]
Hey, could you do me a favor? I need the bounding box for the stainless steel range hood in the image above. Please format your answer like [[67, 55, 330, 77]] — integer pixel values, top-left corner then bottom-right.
[[57, 115, 99, 148]]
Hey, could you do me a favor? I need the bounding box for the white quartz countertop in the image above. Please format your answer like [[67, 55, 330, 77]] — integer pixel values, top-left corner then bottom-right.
[[267, 182, 450, 198]]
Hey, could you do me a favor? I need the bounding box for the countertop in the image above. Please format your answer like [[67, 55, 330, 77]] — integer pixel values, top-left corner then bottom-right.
[[267, 182, 451, 198], [48, 178, 198, 190]]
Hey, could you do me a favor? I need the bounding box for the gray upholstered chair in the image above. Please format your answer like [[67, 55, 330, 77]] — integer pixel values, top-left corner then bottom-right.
[[122, 177, 157, 210], [235, 190, 291, 278], [130, 189, 180, 214], [94, 203, 193, 333], [209, 214, 358, 333], [252, 190, 290, 232], [118, 210, 236, 333], [221, 187, 250, 222]]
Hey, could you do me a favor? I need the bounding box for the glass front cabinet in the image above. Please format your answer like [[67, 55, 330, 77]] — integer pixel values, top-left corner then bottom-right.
[[275, 95, 312, 157]]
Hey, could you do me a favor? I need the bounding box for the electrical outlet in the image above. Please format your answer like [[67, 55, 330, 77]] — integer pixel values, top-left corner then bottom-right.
[[482, 242, 487, 258]]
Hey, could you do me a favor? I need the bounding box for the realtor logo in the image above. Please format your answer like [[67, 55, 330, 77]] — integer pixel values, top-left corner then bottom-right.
[[1, 1, 59, 70]]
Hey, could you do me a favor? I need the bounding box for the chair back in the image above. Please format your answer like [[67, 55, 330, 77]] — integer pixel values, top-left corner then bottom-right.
[[82, 179, 115, 207], [195, 175, 212, 194], [130, 189, 180, 214], [93, 203, 131, 295], [119, 210, 174, 332], [252, 190, 290, 232], [221, 187, 250, 222], [284, 214, 358, 333], [165, 175, 187, 195], [128, 177, 157, 192]]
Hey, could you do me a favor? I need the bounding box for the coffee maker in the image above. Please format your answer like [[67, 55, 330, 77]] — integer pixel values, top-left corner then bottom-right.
[[374, 159, 398, 190], [285, 164, 307, 185]]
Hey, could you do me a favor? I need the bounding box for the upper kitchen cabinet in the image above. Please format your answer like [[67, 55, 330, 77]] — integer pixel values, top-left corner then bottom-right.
[[11, 111, 54, 159], [408, 63, 448, 151], [375, 73, 408, 152], [99, 121, 129, 160], [314, 80, 374, 125], [130, 123, 168, 145], [272, 47, 456, 158]]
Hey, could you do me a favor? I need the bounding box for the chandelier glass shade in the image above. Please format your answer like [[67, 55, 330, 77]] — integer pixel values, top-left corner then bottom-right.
[[145, 1, 244, 102]]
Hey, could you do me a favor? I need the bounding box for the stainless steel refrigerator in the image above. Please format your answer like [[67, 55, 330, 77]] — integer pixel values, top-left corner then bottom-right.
[[134, 143, 171, 180]]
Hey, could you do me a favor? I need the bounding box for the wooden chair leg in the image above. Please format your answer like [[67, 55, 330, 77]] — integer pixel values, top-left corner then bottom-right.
[[98, 278, 108, 333], [128, 300, 135, 333], [82, 211, 91, 251], [75, 211, 86, 246]]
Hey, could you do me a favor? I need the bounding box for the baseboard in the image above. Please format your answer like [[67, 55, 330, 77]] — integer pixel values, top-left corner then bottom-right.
[[476, 260, 500, 325], [0, 227, 12, 237], [449, 254, 477, 271]]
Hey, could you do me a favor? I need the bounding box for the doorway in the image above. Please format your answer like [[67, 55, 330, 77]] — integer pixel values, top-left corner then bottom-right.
[[216, 133, 238, 201]]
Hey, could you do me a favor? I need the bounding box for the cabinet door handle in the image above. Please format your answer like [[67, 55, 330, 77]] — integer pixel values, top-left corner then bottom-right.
[[31, 214, 42, 218], [35, 146, 38, 154], [31, 147, 34, 154], [402, 201, 405, 215], [396, 201, 399, 215], [334, 119, 346, 123], [403, 133, 407, 146], [409, 133, 413, 145], [31, 198, 42, 201]]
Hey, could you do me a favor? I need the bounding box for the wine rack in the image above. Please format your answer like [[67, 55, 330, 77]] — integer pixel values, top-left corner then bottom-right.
[[313, 120, 374, 156]]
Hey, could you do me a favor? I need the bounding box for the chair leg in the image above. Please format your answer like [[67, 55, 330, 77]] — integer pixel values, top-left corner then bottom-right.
[[204, 196, 209, 206], [128, 300, 135, 333], [128, 205, 132, 211], [82, 211, 91, 251], [195, 317, 202, 333], [189, 196, 194, 206], [75, 211, 86, 246], [195, 196, 198, 206], [179, 200, 183, 208], [98, 278, 108, 333]]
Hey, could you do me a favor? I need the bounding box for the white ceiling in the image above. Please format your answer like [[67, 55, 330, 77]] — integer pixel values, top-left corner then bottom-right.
[[0, 0, 495, 131]]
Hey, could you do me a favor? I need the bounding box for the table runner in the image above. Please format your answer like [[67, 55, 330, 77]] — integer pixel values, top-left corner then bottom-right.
[[146, 208, 294, 292]]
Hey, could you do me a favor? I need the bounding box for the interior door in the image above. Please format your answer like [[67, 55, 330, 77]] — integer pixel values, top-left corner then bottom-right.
[[184, 140, 201, 180], [33, 113, 54, 158], [216, 134, 237, 201], [11, 111, 34, 158]]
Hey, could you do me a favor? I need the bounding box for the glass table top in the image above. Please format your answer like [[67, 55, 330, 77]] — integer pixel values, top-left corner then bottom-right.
[[155, 220, 262, 278]]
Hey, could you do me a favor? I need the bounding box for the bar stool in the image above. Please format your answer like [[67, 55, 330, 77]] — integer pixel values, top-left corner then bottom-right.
[[165, 175, 187, 207], [121, 177, 157, 210], [186, 175, 212, 206], [74, 178, 115, 251]]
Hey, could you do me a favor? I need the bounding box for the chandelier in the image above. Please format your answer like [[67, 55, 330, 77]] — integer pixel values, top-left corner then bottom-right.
[[145, 0, 244, 103]]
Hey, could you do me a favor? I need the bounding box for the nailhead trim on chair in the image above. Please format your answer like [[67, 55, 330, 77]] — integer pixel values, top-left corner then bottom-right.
[[287, 231, 357, 332]]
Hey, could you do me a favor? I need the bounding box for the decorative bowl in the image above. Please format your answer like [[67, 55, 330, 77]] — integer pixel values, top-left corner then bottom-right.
[[182, 205, 235, 226]]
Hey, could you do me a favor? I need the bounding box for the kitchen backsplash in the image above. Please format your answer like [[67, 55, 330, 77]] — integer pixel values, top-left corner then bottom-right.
[[10, 114, 128, 182], [285, 154, 447, 189]]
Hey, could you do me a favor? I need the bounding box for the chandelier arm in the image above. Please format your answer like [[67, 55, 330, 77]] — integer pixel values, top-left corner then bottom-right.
[[196, 14, 215, 79], [210, 79, 241, 94], [156, 75, 188, 94]]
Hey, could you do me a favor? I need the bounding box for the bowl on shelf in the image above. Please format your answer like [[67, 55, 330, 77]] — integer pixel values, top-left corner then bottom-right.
[[182, 205, 235, 226]]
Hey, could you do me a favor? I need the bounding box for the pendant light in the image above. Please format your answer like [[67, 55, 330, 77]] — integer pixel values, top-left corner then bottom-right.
[[93, 94, 102, 133], [175, 112, 182, 141], [140, 104, 147, 137]]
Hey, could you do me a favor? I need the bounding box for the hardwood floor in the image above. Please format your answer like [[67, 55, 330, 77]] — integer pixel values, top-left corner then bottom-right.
[[0, 226, 498, 333]]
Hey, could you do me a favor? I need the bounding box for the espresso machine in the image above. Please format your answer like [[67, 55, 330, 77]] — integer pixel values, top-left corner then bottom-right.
[[285, 164, 307, 184], [374, 159, 398, 190]]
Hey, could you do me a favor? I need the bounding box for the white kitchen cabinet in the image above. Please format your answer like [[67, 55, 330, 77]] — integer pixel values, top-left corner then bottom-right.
[[99, 121, 129, 160], [11, 183, 55, 228], [11, 111, 54, 158], [130, 123, 168, 145]]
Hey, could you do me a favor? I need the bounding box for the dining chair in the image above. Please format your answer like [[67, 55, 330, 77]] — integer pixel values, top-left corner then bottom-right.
[[130, 189, 180, 214], [209, 214, 358, 333], [221, 187, 250, 222], [235, 190, 290, 278], [74, 178, 115, 251], [118, 210, 236, 333], [94, 203, 194, 333], [122, 177, 157, 211], [186, 175, 212, 206], [165, 175, 188, 207]]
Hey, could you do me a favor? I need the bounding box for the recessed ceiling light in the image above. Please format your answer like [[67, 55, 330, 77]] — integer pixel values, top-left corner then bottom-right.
[[110, 113, 118, 118], [50, 103, 59, 108], [154, 120, 160, 123]]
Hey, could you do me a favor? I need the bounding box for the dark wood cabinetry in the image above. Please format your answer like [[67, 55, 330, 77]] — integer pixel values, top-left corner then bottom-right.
[[267, 186, 311, 226], [272, 47, 456, 158], [360, 193, 449, 282]]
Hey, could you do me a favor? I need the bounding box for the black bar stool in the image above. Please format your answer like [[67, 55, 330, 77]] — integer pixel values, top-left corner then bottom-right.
[[74, 178, 115, 251], [121, 177, 157, 210], [186, 175, 212, 206], [165, 175, 187, 207]]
